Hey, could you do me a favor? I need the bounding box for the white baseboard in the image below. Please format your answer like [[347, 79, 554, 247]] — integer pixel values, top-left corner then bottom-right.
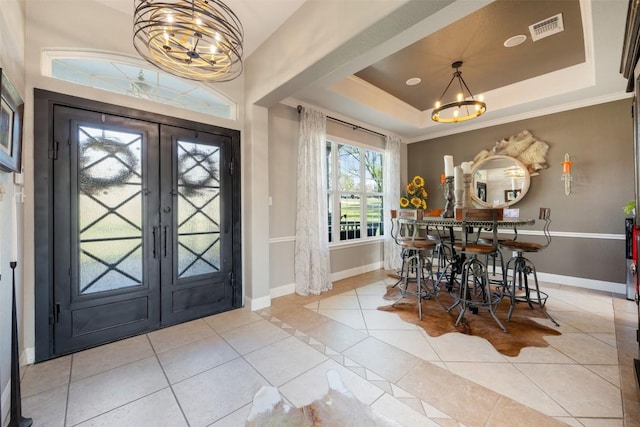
[[245, 263, 622, 312], [536, 272, 625, 295], [246, 294, 271, 311], [250, 261, 385, 311], [330, 261, 383, 282], [271, 283, 295, 299], [502, 252, 625, 294], [24, 348, 34, 366], [269, 261, 383, 300]]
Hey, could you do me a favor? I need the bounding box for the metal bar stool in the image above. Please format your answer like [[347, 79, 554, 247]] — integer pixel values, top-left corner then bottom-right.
[[390, 211, 426, 289], [500, 208, 559, 326], [476, 227, 508, 287], [430, 225, 455, 278], [390, 210, 437, 320], [449, 208, 507, 332]]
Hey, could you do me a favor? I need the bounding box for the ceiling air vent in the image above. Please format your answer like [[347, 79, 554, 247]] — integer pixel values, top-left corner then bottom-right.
[[528, 13, 564, 42]]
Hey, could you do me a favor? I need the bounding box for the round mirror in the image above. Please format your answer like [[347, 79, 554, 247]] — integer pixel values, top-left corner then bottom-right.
[[471, 155, 530, 208]]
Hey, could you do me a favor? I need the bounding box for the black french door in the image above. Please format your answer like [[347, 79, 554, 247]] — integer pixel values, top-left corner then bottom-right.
[[159, 125, 235, 325], [42, 100, 240, 357]]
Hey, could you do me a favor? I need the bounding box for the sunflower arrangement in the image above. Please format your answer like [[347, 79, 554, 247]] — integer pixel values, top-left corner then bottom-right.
[[400, 175, 428, 210]]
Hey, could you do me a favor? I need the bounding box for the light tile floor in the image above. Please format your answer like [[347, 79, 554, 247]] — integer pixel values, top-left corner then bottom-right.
[[18, 270, 640, 426]]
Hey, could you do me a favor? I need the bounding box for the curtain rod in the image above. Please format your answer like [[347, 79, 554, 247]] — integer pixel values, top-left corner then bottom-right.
[[297, 105, 386, 139]]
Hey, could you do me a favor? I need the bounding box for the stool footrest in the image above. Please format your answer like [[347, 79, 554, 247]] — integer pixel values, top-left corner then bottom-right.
[[512, 288, 549, 307]]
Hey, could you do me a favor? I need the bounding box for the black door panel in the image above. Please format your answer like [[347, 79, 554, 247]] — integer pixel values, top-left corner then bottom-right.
[[47, 104, 240, 356]]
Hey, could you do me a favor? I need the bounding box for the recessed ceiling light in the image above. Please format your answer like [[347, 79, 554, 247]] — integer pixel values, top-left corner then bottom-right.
[[504, 34, 527, 48], [406, 77, 421, 86]]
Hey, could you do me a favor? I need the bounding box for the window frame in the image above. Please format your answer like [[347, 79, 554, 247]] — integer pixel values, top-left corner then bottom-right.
[[326, 135, 384, 246], [40, 50, 237, 120]]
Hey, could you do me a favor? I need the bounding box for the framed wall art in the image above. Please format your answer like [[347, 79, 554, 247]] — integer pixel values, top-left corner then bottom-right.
[[504, 189, 521, 202], [0, 68, 24, 173], [476, 181, 487, 202]]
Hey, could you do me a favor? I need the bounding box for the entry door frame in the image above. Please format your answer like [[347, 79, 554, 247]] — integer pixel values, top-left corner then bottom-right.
[[33, 89, 242, 362]]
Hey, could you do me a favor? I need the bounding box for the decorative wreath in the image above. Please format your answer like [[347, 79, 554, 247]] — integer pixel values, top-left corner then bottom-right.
[[178, 148, 217, 195], [79, 137, 138, 193]]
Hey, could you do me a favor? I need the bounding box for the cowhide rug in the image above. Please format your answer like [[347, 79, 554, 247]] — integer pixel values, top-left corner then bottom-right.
[[378, 283, 560, 357], [246, 370, 400, 426]]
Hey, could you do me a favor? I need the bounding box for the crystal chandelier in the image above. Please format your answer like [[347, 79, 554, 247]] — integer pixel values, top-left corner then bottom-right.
[[431, 61, 486, 123], [133, 0, 244, 82]]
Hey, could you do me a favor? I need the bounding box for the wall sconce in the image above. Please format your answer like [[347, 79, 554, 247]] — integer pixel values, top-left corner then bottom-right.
[[561, 153, 573, 195]]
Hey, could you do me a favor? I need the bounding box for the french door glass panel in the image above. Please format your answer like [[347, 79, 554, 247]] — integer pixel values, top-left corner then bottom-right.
[[78, 125, 144, 294], [177, 140, 221, 279]]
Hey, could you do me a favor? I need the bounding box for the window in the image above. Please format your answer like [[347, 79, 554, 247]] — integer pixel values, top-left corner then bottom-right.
[[326, 139, 384, 243], [41, 51, 236, 120]]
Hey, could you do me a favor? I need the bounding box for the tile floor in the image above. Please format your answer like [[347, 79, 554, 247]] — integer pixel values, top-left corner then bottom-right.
[[18, 270, 640, 426]]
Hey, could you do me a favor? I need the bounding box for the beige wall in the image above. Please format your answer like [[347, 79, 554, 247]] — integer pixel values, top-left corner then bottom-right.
[[0, 0, 25, 423], [268, 104, 389, 291], [408, 99, 634, 289], [266, 99, 635, 293]]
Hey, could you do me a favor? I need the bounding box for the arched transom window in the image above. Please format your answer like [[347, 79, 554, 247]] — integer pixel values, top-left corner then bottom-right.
[[42, 51, 236, 120]]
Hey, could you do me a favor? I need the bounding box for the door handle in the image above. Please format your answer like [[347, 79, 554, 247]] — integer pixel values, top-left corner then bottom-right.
[[152, 226, 158, 258], [163, 226, 168, 258]]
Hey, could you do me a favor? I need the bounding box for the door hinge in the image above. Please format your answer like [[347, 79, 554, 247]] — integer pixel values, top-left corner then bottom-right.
[[229, 162, 234, 175], [48, 141, 60, 160]]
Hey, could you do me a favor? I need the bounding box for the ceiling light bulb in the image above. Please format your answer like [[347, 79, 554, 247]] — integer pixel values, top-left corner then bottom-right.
[[475, 104, 480, 111], [453, 110, 459, 118], [435, 100, 441, 109], [457, 93, 463, 102], [478, 94, 484, 102]]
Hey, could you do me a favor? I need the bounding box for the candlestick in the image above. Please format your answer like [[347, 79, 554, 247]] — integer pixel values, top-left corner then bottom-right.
[[454, 166, 462, 192], [461, 161, 472, 174], [561, 153, 573, 195], [11, 193, 17, 262], [441, 176, 455, 218], [444, 155, 454, 177], [454, 166, 463, 209], [463, 173, 473, 208], [9, 261, 33, 427]]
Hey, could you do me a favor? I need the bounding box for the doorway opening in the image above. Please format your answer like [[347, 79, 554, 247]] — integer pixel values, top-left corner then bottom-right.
[[34, 89, 242, 361]]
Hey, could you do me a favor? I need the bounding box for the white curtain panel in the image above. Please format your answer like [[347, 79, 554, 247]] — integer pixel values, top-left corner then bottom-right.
[[294, 107, 332, 296], [383, 135, 402, 271]]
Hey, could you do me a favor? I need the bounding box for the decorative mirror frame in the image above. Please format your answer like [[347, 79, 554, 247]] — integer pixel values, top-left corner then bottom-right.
[[471, 155, 530, 208]]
